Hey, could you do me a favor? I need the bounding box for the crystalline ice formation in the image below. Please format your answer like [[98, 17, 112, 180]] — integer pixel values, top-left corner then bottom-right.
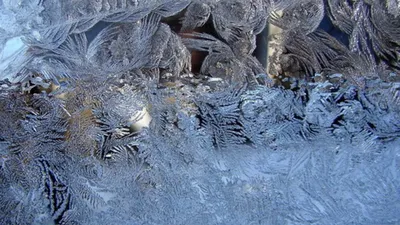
[[0, 0, 399, 224]]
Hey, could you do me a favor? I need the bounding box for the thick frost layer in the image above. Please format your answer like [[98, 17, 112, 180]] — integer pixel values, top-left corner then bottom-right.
[[0, 0, 399, 224]]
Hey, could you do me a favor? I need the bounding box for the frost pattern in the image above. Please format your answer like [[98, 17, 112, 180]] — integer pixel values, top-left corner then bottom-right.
[[1, 0, 400, 225]]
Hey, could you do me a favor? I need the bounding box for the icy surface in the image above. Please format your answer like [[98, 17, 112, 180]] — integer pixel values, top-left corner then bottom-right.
[[0, 0, 399, 224]]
